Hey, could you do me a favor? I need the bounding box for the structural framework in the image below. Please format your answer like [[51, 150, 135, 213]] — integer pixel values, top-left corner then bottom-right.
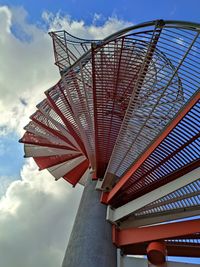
[[20, 20, 200, 266]]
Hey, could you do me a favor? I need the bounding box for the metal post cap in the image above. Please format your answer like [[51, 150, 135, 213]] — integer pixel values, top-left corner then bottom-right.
[[147, 241, 167, 265]]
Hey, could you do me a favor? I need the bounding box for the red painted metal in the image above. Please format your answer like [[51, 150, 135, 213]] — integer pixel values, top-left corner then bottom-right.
[[20, 131, 74, 151], [147, 242, 166, 265], [45, 81, 87, 156], [92, 38, 135, 177], [63, 159, 89, 186], [112, 218, 200, 246], [92, 28, 162, 178], [91, 171, 98, 180], [61, 65, 95, 170], [100, 192, 109, 204], [34, 154, 82, 170]]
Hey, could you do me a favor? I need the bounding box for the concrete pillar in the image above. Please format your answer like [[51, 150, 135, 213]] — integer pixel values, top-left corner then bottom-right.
[[62, 176, 117, 267]]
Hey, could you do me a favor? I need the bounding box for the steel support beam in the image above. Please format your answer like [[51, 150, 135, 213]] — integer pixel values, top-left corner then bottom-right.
[[62, 176, 117, 267], [107, 167, 200, 222], [112, 218, 200, 247]]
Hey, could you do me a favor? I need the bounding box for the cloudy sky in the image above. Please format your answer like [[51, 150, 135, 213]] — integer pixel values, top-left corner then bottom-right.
[[0, 1, 200, 266]]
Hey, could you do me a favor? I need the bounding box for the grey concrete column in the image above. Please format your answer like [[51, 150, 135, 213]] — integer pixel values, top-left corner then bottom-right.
[[62, 177, 117, 267]]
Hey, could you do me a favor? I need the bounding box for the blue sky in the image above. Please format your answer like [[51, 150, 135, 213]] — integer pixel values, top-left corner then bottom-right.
[[0, 0, 200, 266], [0, 133, 23, 176], [1, 0, 200, 26]]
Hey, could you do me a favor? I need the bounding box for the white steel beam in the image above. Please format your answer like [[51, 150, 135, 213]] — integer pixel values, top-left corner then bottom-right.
[[24, 144, 80, 157], [48, 155, 86, 180], [119, 206, 200, 228], [107, 167, 200, 222], [78, 168, 90, 186], [95, 179, 104, 190]]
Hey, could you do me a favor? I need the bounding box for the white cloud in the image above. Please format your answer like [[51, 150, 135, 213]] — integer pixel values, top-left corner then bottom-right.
[[0, 5, 132, 267], [0, 6, 11, 33], [0, 175, 14, 196], [0, 6, 131, 137], [0, 6, 131, 136], [0, 6, 59, 137], [43, 10, 132, 39], [0, 159, 83, 267]]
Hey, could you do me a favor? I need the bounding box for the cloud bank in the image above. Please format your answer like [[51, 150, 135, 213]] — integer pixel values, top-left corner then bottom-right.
[[0, 5, 131, 136], [0, 159, 83, 267], [0, 5, 131, 266]]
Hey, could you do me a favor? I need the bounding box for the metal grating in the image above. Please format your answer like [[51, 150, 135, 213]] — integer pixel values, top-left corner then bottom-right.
[[45, 80, 87, 155], [103, 23, 200, 189], [36, 98, 81, 150], [49, 30, 100, 72], [21, 81, 89, 185], [20, 131, 72, 150], [92, 36, 168, 177], [62, 57, 95, 169], [135, 178, 200, 217], [21, 20, 200, 205], [167, 236, 200, 245], [109, 98, 200, 207]]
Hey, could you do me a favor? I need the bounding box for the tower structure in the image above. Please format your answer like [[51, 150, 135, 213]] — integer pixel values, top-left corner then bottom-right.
[[20, 20, 200, 266]]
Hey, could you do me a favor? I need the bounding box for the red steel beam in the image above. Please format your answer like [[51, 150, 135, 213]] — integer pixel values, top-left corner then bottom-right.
[[20, 131, 74, 151], [34, 154, 82, 170], [63, 159, 89, 186], [112, 218, 200, 247], [106, 91, 200, 203]]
